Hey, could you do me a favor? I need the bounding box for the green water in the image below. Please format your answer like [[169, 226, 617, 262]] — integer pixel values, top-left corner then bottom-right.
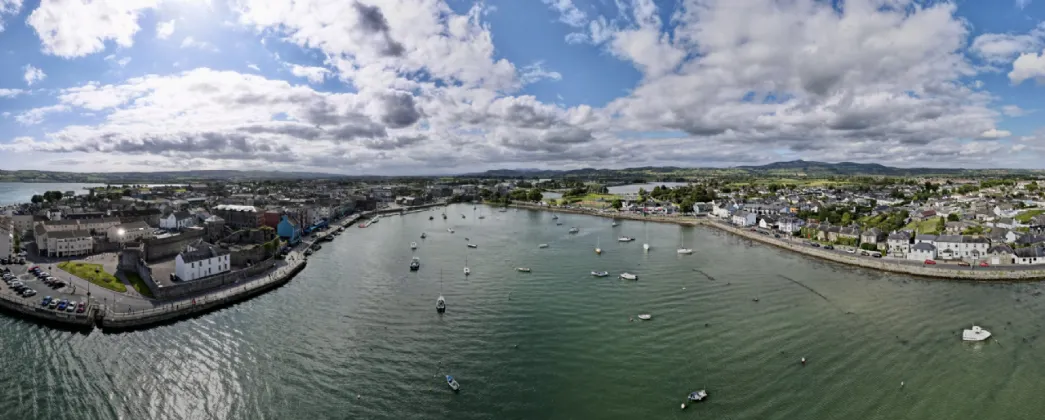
[[1, 204, 1044, 419]]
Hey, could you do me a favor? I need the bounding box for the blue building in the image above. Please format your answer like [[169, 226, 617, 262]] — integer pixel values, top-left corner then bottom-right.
[[277, 215, 302, 245]]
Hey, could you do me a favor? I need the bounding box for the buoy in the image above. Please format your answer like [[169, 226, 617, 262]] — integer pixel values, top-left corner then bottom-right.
[[681, 403, 687, 410]]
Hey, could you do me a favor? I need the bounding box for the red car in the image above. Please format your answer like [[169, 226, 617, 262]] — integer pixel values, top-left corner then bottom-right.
[[979, 262, 989, 267], [924, 259, 937, 265], [76, 302, 86, 313]]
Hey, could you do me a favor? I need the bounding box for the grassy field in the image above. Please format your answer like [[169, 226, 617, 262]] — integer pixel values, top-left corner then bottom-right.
[[903, 217, 943, 234], [1015, 209, 1045, 223], [57, 261, 127, 293], [123, 271, 154, 298]]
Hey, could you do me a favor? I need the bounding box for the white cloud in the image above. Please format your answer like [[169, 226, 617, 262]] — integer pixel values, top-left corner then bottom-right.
[[1002, 105, 1028, 117], [0, 88, 24, 98], [105, 54, 132, 67], [288, 64, 329, 84], [156, 19, 176, 40], [15, 104, 68, 125], [27, 0, 161, 58], [180, 36, 219, 52], [1010, 49, 1045, 85], [519, 61, 562, 85], [970, 24, 1045, 64], [0, 0, 22, 33], [23, 64, 46, 86], [542, 0, 587, 28], [247, 63, 261, 72], [978, 128, 1012, 139]]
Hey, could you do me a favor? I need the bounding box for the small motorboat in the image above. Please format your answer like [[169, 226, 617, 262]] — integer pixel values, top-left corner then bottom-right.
[[595, 247, 602, 255], [619, 272, 638, 280], [611, 222, 618, 227], [618, 236, 635, 242], [463, 267, 471, 276], [437, 295, 446, 313], [442, 213, 447, 219], [411, 242, 418, 250], [467, 244, 478, 248], [963, 325, 991, 341], [569, 227, 579, 233], [538, 244, 549, 249], [677, 248, 693, 255], [479, 216, 485, 219], [421, 232, 427, 239], [447, 228, 454, 233], [638, 314, 652, 320], [688, 390, 708, 402], [461, 214, 465, 219], [643, 243, 650, 252], [591, 271, 609, 277], [517, 267, 532, 273], [429, 216, 434, 220], [552, 215, 559, 220], [556, 222, 563, 226], [304, 249, 314, 256], [446, 375, 459, 391], [410, 257, 420, 271], [499, 209, 507, 213]]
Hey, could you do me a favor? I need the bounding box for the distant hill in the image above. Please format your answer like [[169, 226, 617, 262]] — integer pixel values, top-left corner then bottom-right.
[[733, 160, 952, 176], [0, 169, 350, 183]]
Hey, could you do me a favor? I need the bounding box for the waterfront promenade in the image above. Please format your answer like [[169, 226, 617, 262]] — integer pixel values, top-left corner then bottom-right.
[[508, 203, 1045, 281]]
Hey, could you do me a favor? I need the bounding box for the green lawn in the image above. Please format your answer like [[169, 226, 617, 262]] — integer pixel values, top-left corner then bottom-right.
[[903, 217, 943, 234], [57, 261, 127, 293], [1015, 209, 1045, 223], [123, 271, 154, 298]]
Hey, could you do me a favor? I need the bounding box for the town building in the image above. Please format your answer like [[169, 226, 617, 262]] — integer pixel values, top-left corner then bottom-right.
[[986, 245, 1015, 265], [933, 235, 990, 261], [777, 217, 804, 233], [886, 232, 911, 258], [44, 230, 93, 258], [1014, 246, 1045, 265], [174, 243, 231, 281], [731, 211, 756, 227], [107, 221, 153, 243], [213, 205, 261, 230], [277, 215, 302, 245], [160, 211, 195, 230], [0, 225, 11, 258], [907, 242, 937, 261]]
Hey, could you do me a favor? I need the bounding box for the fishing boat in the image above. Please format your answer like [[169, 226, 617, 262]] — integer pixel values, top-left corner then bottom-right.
[[467, 244, 478, 249], [569, 227, 579, 233], [687, 390, 708, 402], [448, 228, 454, 233], [437, 295, 446, 313], [421, 232, 427, 239], [411, 242, 418, 250], [538, 244, 549, 249], [677, 232, 693, 254], [517, 267, 532, 273], [963, 325, 991, 341], [410, 257, 420, 271], [619, 272, 638, 280], [446, 375, 460, 392], [637, 314, 652, 320], [429, 216, 434, 220], [591, 271, 609, 277], [618, 236, 635, 242]]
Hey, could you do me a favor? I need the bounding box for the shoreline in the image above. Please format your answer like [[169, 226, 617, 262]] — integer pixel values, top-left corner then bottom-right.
[[506, 203, 1045, 281]]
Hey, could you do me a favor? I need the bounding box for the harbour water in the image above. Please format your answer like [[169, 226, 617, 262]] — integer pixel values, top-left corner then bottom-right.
[[2, 204, 1045, 419], [0, 183, 104, 206]]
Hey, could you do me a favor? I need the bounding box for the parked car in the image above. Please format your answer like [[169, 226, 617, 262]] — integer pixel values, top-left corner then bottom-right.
[[40, 296, 52, 307], [958, 261, 971, 267], [76, 302, 86, 313], [846, 248, 857, 254], [979, 262, 990, 267], [924, 259, 937, 265], [773, 234, 781, 238], [49, 300, 59, 309], [66, 301, 77, 312], [21, 289, 36, 297], [823, 245, 834, 250], [51, 281, 65, 289]]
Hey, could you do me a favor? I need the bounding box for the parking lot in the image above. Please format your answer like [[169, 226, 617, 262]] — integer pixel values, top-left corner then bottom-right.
[[1, 264, 90, 315]]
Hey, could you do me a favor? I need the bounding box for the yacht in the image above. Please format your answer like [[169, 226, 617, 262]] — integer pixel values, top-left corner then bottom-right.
[[538, 244, 549, 249], [619, 272, 638, 280], [437, 295, 446, 313], [637, 314, 652, 320], [467, 244, 478, 249], [677, 232, 693, 254], [687, 390, 708, 402], [611, 221, 618, 227], [595, 237, 602, 255], [618, 236, 635, 242], [411, 242, 418, 250], [569, 227, 579, 233], [421, 232, 427, 239], [446, 375, 460, 392], [963, 325, 991, 341], [448, 228, 454, 233], [463, 266, 470, 276], [517, 267, 532, 273], [410, 257, 420, 271], [591, 271, 609, 277]]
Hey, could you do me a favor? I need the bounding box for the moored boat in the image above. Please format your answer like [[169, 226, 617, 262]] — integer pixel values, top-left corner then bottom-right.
[[619, 272, 638, 280], [446, 375, 459, 391], [569, 227, 579, 233], [448, 228, 454, 233], [687, 390, 708, 402], [538, 244, 549, 249], [638, 314, 652, 320], [437, 295, 446, 313], [411, 242, 418, 250], [963, 325, 991, 341], [467, 244, 478, 248], [591, 271, 609, 277], [517, 267, 532, 273], [410, 257, 421, 271], [618, 236, 634, 242]]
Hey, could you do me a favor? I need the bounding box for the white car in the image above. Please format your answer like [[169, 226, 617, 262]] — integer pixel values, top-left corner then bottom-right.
[[846, 248, 856, 254]]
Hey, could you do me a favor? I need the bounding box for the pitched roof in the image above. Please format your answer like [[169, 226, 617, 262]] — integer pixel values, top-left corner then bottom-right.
[[1015, 246, 1045, 258], [48, 230, 91, 239], [912, 242, 936, 251], [987, 245, 1014, 255], [179, 243, 230, 263]]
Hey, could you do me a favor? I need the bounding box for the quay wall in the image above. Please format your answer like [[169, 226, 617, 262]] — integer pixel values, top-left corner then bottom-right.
[[99, 259, 307, 330], [0, 290, 95, 329], [152, 258, 277, 300], [506, 203, 1045, 281]]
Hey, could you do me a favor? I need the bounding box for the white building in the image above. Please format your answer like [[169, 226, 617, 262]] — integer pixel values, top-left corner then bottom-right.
[[45, 230, 93, 258], [1014, 246, 1045, 265], [160, 211, 195, 230], [777, 217, 805, 233], [886, 233, 911, 258], [933, 235, 990, 261], [12, 214, 35, 234], [175, 243, 231, 281], [758, 216, 776, 229], [107, 221, 153, 243], [731, 211, 757, 227], [907, 242, 937, 261]]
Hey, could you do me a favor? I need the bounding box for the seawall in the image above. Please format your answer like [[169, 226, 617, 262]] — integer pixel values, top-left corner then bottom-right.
[[506, 203, 1045, 281]]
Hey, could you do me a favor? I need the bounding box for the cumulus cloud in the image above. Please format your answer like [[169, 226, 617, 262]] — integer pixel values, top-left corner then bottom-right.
[[542, 0, 587, 28], [180, 36, 219, 52], [0, 0, 21, 33], [15, 104, 68, 125], [970, 23, 1045, 64], [23, 64, 46, 86], [1002, 105, 1028, 117], [104, 54, 132, 67], [247, 63, 261, 72], [156, 19, 175, 40], [0, 88, 24, 98], [519, 61, 563, 85], [289, 65, 330, 84], [978, 128, 1012, 139], [28, 0, 161, 58], [1010, 49, 1045, 85]]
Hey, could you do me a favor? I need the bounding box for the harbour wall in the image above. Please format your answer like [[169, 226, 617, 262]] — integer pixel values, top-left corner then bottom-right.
[[506, 203, 1045, 281], [0, 290, 95, 330]]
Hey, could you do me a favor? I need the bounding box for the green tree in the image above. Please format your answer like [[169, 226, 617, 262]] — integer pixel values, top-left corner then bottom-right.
[[30, 194, 43, 204], [935, 217, 946, 234], [946, 213, 960, 222], [527, 189, 543, 202], [841, 212, 853, 226], [611, 199, 623, 210]]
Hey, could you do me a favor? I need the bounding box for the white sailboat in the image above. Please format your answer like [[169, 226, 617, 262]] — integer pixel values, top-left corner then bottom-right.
[[643, 223, 650, 252], [464, 254, 471, 276], [595, 237, 602, 255], [677, 230, 693, 254], [411, 241, 418, 250], [437, 270, 446, 313]]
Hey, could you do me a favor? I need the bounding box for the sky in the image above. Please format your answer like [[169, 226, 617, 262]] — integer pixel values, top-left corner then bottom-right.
[[1, 0, 1045, 175]]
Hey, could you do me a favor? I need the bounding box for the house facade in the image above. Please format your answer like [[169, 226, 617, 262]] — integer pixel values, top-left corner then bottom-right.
[[987, 245, 1015, 265], [886, 233, 910, 258], [0, 226, 11, 257], [778, 217, 804, 233], [45, 230, 92, 258], [174, 244, 231, 281], [907, 242, 937, 261], [160, 212, 195, 230], [107, 221, 153, 243], [933, 235, 990, 261], [1014, 246, 1045, 265], [731, 211, 756, 227], [277, 215, 302, 245], [214, 205, 261, 230]]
